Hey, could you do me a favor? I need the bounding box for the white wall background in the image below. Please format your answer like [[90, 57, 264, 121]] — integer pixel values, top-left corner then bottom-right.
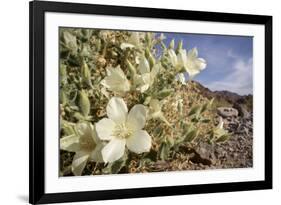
[[0, 0, 279, 204]]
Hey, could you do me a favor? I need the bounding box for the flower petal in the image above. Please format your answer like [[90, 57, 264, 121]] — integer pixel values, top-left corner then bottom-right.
[[126, 130, 151, 154], [127, 104, 147, 131], [185, 60, 201, 79], [95, 118, 116, 141], [72, 151, 90, 176], [176, 73, 186, 85], [101, 66, 130, 93], [101, 138, 126, 163], [129, 32, 140, 46], [168, 49, 178, 67], [177, 49, 187, 68], [187, 47, 198, 58], [136, 73, 151, 93], [138, 56, 150, 74], [196, 58, 207, 70], [120, 43, 135, 50], [185, 48, 206, 79], [106, 97, 128, 123], [75, 122, 92, 138], [89, 143, 104, 162], [150, 64, 160, 79], [60, 134, 80, 152]]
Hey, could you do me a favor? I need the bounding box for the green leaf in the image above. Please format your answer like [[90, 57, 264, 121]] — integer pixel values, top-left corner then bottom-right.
[[188, 105, 202, 116], [103, 154, 128, 174], [215, 134, 230, 143], [80, 44, 91, 56], [139, 158, 153, 167], [157, 88, 174, 99], [144, 149, 158, 162], [126, 59, 137, 78], [73, 112, 86, 120], [61, 120, 75, 136], [159, 142, 170, 160], [143, 96, 152, 105], [68, 54, 80, 66], [59, 63, 67, 84], [145, 48, 155, 68], [60, 90, 68, 105], [110, 157, 127, 174], [214, 128, 227, 137], [81, 61, 93, 88], [184, 129, 199, 142], [62, 31, 77, 51], [200, 102, 208, 113], [79, 90, 90, 117], [209, 98, 215, 107], [167, 136, 175, 147], [191, 117, 200, 123], [80, 29, 91, 42]]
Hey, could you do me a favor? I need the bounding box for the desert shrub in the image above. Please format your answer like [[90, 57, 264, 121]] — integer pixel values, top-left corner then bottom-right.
[[59, 28, 229, 176]]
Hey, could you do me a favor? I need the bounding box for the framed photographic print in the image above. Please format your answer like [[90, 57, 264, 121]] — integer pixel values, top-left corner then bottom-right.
[[29, 0, 272, 204]]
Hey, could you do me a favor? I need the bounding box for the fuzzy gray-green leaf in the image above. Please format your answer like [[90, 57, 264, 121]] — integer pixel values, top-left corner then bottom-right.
[[159, 142, 170, 160], [184, 129, 198, 142], [79, 90, 90, 117], [62, 31, 77, 51], [215, 134, 230, 143], [188, 105, 202, 116], [81, 61, 93, 87], [157, 88, 174, 99]]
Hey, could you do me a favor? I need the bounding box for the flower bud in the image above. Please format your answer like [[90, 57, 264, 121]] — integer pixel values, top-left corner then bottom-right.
[[176, 40, 183, 54], [169, 39, 175, 50], [79, 90, 90, 117], [145, 48, 155, 68], [81, 61, 92, 87], [126, 59, 137, 77]]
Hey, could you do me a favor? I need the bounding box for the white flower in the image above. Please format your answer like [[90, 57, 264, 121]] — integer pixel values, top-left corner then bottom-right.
[[135, 56, 160, 93], [212, 117, 228, 141], [167, 48, 188, 70], [176, 73, 187, 85], [168, 47, 206, 79], [167, 49, 179, 68], [171, 95, 184, 114], [60, 122, 103, 176], [217, 117, 224, 129], [148, 99, 171, 126], [95, 97, 152, 163], [120, 32, 141, 50], [101, 66, 131, 94], [184, 47, 207, 79], [159, 33, 166, 41]]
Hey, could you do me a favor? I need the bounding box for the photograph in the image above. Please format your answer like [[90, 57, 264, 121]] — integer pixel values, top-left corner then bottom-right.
[[59, 27, 253, 176]]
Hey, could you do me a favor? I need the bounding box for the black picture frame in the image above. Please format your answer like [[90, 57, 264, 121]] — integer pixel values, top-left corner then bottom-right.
[[29, 1, 272, 204]]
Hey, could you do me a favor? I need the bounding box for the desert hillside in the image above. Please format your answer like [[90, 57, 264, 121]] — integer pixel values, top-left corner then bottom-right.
[[145, 81, 253, 171]]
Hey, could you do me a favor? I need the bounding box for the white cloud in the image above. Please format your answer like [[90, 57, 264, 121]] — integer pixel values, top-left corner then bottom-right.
[[206, 57, 253, 95]]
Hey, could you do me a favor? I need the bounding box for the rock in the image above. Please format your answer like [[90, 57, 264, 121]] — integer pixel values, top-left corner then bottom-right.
[[194, 142, 216, 161], [227, 122, 239, 132], [217, 107, 238, 118], [233, 103, 250, 118]]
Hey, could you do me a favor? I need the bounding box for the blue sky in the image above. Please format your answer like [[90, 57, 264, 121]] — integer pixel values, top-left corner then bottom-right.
[[161, 33, 253, 95]]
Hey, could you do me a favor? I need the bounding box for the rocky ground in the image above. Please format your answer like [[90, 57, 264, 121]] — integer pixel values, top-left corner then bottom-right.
[[192, 107, 253, 169], [136, 105, 253, 172]]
